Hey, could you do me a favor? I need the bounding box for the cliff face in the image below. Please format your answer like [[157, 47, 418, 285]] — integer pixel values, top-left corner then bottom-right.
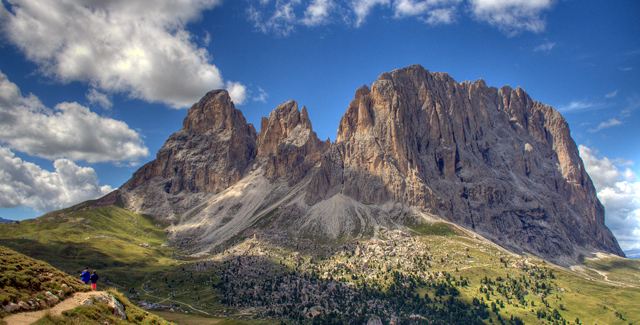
[[123, 90, 258, 196], [308, 65, 622, 261], [257, 100, 330, 184], [119, 65, 624, 264]]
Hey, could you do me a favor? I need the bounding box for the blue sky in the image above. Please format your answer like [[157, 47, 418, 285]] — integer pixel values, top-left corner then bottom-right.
[[0, 0, 639, 253]]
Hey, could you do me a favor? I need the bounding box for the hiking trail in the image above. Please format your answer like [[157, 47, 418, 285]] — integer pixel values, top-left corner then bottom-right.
[[3, 291, 104, 325]]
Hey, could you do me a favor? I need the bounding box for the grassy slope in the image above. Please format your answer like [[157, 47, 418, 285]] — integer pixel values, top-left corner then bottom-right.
[[129, 221, 639, 324], [0, 245, 89, 312], [415, 223, 640, 325], [0, 246, 175, 325], [0, 202, 178, 288], [2, 203, 639, 325], [32, 290, 176, 325]]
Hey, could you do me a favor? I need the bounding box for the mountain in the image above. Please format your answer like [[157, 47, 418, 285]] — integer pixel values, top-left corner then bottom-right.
[[120, 64, 623, 266], [0, 217, 15, 223]]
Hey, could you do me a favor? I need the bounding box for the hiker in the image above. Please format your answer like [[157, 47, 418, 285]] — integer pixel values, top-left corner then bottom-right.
[[90, 271, 99, 290], [80, 267, 90, 284]]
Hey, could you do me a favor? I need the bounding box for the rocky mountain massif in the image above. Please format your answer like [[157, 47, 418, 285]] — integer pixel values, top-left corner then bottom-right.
[[120, 65, 623, 266]]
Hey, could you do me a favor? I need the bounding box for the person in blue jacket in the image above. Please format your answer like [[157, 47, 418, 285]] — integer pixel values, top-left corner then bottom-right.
[[80, 267, 90, 284]]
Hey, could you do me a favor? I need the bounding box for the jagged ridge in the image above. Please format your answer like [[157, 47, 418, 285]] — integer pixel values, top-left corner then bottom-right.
[[119, 65, 623, 265]]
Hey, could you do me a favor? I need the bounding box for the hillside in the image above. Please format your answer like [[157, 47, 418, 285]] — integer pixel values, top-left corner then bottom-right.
[[0, 245, 88, 314], [0, 196, 176, 275], [0, 246, 175, 325], [2, 210, 639, 324]]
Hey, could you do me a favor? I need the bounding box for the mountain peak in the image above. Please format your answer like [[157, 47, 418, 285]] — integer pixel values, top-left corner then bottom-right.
[[120, 65, 623, 265]]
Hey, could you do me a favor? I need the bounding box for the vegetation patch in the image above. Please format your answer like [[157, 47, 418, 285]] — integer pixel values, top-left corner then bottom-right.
[[0, 246, 89, 314]]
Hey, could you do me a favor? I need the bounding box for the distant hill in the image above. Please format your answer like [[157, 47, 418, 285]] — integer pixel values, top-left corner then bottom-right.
[[0, 217, 15, 223]]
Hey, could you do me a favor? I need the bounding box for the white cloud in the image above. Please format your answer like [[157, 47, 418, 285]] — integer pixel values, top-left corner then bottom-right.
[[247, 0, 554, 34], [351, 0, 391, 27], [0, 146, 113, 212], [393, 0, 461, 25], [394, 0, 431, 16], [253, 86, 270, 103], [579, 145, 640, 252], [301, 0, 335, 26], [588, 118, 622, 133], [86, 88, 113, 109], [0, 70, 149, 164], [249, 0, 301, 36], [557, 100, 594, 113], [605, 90, 618, 98], [469, 0, 553, 36], [225, 81, 248, 105], [0, 0, 247, 109], [424, 7, 457, 24], [534, 41, 555, 52]]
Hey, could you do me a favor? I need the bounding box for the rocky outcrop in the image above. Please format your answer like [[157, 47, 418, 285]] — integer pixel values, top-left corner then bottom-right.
[[307, 65, 623, 263], [257, 100, 329, 184], [124, 90, 257, 195], [120, 90, 258, 218], [119, 65, 624, 265]]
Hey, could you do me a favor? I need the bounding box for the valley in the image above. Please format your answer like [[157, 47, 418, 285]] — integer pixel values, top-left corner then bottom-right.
[[2, 202, 638, 324]]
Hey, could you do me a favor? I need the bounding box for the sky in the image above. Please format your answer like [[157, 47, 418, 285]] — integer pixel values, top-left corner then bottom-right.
[[0, 0, 638, 254]]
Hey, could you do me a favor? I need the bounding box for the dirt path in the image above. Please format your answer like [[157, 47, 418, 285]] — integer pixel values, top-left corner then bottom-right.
[[139, 277, 211, 315], [3, 291, 104, 325]]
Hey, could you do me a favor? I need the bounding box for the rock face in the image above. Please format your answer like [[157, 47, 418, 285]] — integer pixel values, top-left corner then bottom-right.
[[121, 90, 259, 217], [307, 65, 623, 263], [257, 100, 329, 184], [119, 65, 624, 265]]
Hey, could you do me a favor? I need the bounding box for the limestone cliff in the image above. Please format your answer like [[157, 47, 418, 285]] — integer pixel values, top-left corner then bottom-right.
[[257, 100, 329, 184], [119, 65, 624, 265], [307, 65, 623, 262], [121, 90, 258, 217]]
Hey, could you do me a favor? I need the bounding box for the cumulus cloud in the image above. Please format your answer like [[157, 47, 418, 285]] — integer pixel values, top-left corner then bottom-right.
[[301, 0, 335, 26], [225, 81, 248, 105], [393, 0, 461, 24], [0, 0, 246, 108], [588, 118, 622, 133], [469, 0, 553, 36], [0, 70, 148, 164], [351, 0, 391, 27], [423, 7, 457, 24], [0, 146, 113, 212], [579, 145, 640, 251], [86, 88, 113, 109]]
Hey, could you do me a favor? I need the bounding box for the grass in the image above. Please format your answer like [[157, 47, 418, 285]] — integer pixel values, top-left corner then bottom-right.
[[2, 201, 640, 324], [32, 290, 176, 325], [409, 220, 459, 237], [0, 246, 89, 312], [147, 309, 249, 325], [0, 204, 178, 287]]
